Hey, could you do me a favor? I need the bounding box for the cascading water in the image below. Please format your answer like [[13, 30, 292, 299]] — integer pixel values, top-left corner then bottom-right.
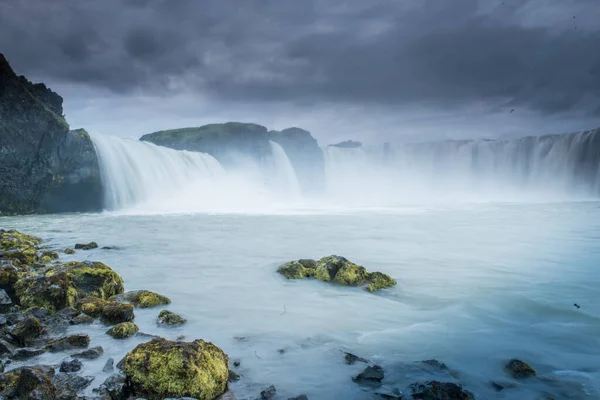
[[266, 141, 302, 198]]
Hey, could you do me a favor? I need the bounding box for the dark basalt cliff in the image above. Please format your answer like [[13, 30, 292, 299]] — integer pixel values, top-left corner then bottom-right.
[[0, 54, 102, 215]]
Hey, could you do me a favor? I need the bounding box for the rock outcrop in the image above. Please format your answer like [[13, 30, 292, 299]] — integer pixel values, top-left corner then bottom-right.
[[0, 53, 102, 215]]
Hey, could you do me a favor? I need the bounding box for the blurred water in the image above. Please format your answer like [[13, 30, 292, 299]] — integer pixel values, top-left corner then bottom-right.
[[2, 202, 600, 399]]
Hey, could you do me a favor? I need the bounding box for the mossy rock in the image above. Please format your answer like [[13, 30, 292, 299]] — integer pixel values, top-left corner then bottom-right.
[[14, 272, 78, 313], [0, 230, 42, 266], [0, 266, 18, 298], [106, 322, 139, 339], [40, 251, 59, 260], [40, 255, 52, 264], [505, 359, 536, 379], [0, 365, 57, 398], [365, 272, 397, 292], [76, 296, 109, 318], [11, 316, 44, 346], [74, 242, 98, 250], [277, 260, 317, 279], [118, 290, 171, 308], [64, 248, 76, 255], [157, 310, 187, 326], [47, 261, 124, 300], [45, 334, 90, 352], [124, 338, 229, 400], [102, 302, 134, 324]]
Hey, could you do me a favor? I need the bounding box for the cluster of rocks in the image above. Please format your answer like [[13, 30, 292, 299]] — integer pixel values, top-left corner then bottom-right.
[[0, 229, 229, 400], [277, 255, 397, 292]]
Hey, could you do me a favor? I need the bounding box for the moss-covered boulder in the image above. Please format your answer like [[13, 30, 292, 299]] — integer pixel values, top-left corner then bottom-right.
[[124, 338, 229, 400], [277, 255, 396, 292], [157, 310, 187, 326], [0, 365, 57, 398], [0, 230, 42, 266], [11, 316, 44, 346], [14, 272, 78, 313], [117, 290, 171, 308], [74, 242, 98, 250], [45, 334, 90, 352], [76, 296, 109, 318], [102, 302, 134, 324], [64, 248, 76, 255], [0, 266, 18, 299], [106, 322, 139, 339], [505, 359, 536, 379], [40, 251, 59, 261], [48, 261, 124, 300]]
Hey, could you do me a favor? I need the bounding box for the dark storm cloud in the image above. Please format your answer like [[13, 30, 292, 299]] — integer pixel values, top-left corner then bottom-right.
[[1, 0, 599, 114]]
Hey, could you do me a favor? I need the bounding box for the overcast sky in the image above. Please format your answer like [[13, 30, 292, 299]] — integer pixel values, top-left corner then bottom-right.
[[1, 0, 600, 144]]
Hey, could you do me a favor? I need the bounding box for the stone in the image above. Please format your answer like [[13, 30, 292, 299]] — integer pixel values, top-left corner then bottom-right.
[[0, 288, 12, 312], [260, 385, 277, 400], [10, 316, 44, 346], [353, 365, 384, 383], [11, 347, 46, 360], [14, 272, 78, 313], [51, 261, 124, 299], [72, 346, 104, 360], [0, 230, 42, 265], [287, 396, 308, 400], [54, 373, 95, 399], [345, 352, 369, 365], [422, 359, 448, 370], [103, 358, 115, 372], [157, 310, 186, 326], [228, 370, 240, 382], [505, 359, 536, 379], [45, 334, 90, 352], [102, 302, 134, 324], [94, 373, 131, 400], [71, 313, 95, 325], [409, 381, 474, 400], [0, 365, 57, 398], [40, 250, 59, 261], [117, 290, 171, 308], [64, 248, 76, 255], [60, 358, 83, 373], [123, 338, 229, 400], [74, 242, 98, 250], [106, 322, 139, 339], [233, 360, 241, 367]]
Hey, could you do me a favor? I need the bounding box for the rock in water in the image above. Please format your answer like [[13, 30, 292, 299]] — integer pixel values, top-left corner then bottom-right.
[[103, 358, 115, 372], [45, 334, 90, 352], [106, 322, 139, 339], [72, 346, 104, 360], [409, 381, 474, 400], [59, 358, 82, 373], [123, 338, 229, 400], [64, 248, 76, 254], [228, 370, 241, 382], [157, 310, 187, 326], [117, 290, 171, 308], [74, 242, 98, 250], [287, 395, 308, 400], [260, 385, 277, 400], [51, 261, 124, 299], [54, 373, 95, 398], [505, 359, 536, 378], [344, 352, 369, 365], [14, 272, 78, 313], [353, 365, 385, 383], [0, 365, 57, 398], [102, 302, 135, 324], [11, 347, 46, 360]]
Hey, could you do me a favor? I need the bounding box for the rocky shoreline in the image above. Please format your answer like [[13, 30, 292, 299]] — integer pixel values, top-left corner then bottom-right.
[[1, 229, 549, 400]]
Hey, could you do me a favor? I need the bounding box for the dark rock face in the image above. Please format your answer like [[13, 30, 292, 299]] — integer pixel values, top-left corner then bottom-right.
[[505, 359, 536, 379], [140, 122, 272, 167], [330, 140, 362, 148], [59, 358, 82, 373], [0, 53, 102, 215], [268, 127, 325, 194]]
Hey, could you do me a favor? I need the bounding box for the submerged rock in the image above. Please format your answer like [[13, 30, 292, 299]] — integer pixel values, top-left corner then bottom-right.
[[102, 302, 135, 324], [287, 395, 308, 400], [0, 365, 57, 398], [72, 346, 104, 360], [11, 347, 46, 361], [157, 310, 186, 326], [345, 352, 369, 365], [228, 370, 241, 382], [106, 322, 139, 339], [59, 358, 82, 373], [505, 359, 536, 379], [409, 381, 474, 400], [45, 334, 90, 352], [277, 256, 396, 292], [116, 290, 172, 308], [260, 385, 277, 400], [353, 365, 384, 383], [64, 248, 76, 255], [123, 337, 229, 400], [74, 242, 98, 250]]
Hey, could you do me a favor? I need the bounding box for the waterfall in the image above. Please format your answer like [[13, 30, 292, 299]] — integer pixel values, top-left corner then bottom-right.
[[267, 141, 302, 197]]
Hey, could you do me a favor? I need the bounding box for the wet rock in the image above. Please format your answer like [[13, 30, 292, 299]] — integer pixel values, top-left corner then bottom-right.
[[0, 339, 15, 356], [233, 360, 241, 367], [54, 373, 95, 399], [116, 356, 126, 370], [374, 387, 403, 399], [102, 302, 134, 324], [11, 347, 46, 360], [277, 259, 317, 279], [228, 370, 241, 382], [0, 230, 42, 265], [260, 385, 277, 400], [157, 310, 186, 326], [45, 334, 90, 352], [505, 359, 536, 379], [409, 381, 474, 400], [0, 266, 18, 301], [10, 316, 44, 346], [106, 322, 139, 339], [14, 272, 78, 313], [77, 296, 109, 318], [71, 313, 95, 325], [72, 346, 104, 360], [116, 290, 171, 308], [41, 250, 59, 261], [217, 391, 238, 400], [49, 306, 80, 326], [0, 365, 57, 398], [287, 395, 308, 400], [421, 359, 448, 370], [123, 337, 229, 400], [0, 314, 7, 326], [103, 358, 115, 372], [353, 365, 384, 383], [94, 373, 131, 400], [345, 352, 369, 365], [74, 242, 98, 250], [0, 288, 12, 312], [51, 261, 124, 299], [64, 248, 76, 255], [60, 358, 83, 373]]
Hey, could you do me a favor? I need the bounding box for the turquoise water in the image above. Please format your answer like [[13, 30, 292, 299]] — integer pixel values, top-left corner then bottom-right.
[[3, 201, 600, 399]]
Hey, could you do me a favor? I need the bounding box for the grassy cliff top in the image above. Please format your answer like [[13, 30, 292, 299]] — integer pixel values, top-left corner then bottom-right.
[[140, 122, 268, 144]]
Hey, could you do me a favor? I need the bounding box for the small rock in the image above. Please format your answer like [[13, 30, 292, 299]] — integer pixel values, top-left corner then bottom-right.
[[228, 370, 241, 382], [46, 334, 90, 352], [64, 248, 76, 254], [102, 302, 135, 324], [54, 373, 95, 398], [409, 381, 474, 400], [117, 290, 171, 308], [260, 385, 277, 400], [353, 365, 384, 383], [106, 322, 139, 339], [422, 359, 448, 370], [233, 360, 241, 367], [0, 339, 15, 356], [505, 359, 536, 379], [176, 335, 186, 341], [345, 352, 369, 365], [234, 336, 247, 341], [94, 373, 131, 400], [491, 381, 504, 391], [11, 316, 44, 346], [60, 358, 83, 373], [0, 288, 12, 312], [72, 346, 104, 359], [278, 348, 285, 354], [75, 242, 98, 250], [157, 310, 186, 326], [374, 387, 403, 399], [102, 246, 115, 250], [11, 347, 46, 360], [287, 395, 308, 400], [103, 357, 115, 372], [71, 313, 95, 325]]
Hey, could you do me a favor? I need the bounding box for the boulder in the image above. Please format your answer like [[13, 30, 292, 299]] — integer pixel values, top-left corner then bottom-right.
[[409, 381, 474, 400], [353, 365, 384, 383], [123, 338, 229, 400], [76, 296, 109, 318], [64, 248, 76, 255], [59, 358, 82, 373], [94, 373, 131, 400], [106, 322, 139, 339], [72, 346, 104, 360], [74, 242, 98, 250], [0, 230, 42, 265], [102, 303, 135, 324], [11, 347, 46, 360], [54, 373, 94, 399], [277, 259, 317, 279], [14, 272, 78, 313], [45, 334, 90, 352], [103, 358, 115, 372], [116, 290, 171, 308], [10, 316, 44, 346], [505, 359, 536, 379], [157, 310, 186, 326], [260, 385, 276, 400], [0, 365, 57, 399], [40, 251, 59, 261], [49, 261, 124, 299]]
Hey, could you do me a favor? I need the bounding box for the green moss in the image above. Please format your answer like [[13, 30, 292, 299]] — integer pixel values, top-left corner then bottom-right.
[[333, 263, 368, 286], [0, 366, 57, 398], [14, 272, 78, 313], [122, 290, 171, 308], [0, 230, 42, 266], [40, 250, 59, 260], [40, 255, 52, 264], [59, 261, 124, 299], [12, 316, 44, 346], [0, 266, 18, 290], [314, 255, 345, 282], [102, 302, 135, 324], [365, 272, 397, 292], [124, 338, 229, 400], [64, 248, 76, 254], [157, 310, 187, 326], [76, 296, 109, 318], [277, 261, 313, 279], [106, 322, 139, 339]]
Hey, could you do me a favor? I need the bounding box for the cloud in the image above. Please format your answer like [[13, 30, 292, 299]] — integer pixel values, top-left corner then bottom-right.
[[1, 0, 599, 124]]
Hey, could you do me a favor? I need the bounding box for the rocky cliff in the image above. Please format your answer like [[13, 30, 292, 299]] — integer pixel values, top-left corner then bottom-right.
[[0, 53, 102, 214]]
